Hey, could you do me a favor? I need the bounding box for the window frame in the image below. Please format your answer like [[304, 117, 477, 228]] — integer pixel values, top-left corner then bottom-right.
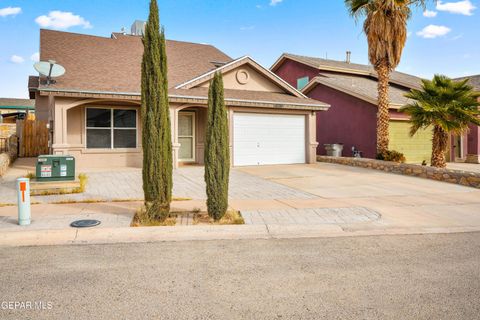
[[297, 76, 310, 91], [178, 111, 196, 162], [85, 107, 138, 150]]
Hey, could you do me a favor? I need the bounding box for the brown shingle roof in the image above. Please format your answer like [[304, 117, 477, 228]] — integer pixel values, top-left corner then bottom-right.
[[0, 98, 35, 108], [39, 29, 233, 93], [455, 75, 480, 90], [274, 53, 423, 89], [304, 73, 412, 108], [37, 30, 328, 110]]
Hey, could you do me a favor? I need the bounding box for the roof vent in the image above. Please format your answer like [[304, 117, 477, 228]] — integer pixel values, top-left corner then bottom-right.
[[346, 51, 351, 64], [211, 61, 227, 68], [131, 20, 146, 36]]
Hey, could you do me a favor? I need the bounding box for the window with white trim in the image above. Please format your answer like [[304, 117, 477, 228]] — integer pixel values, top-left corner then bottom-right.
[[86, 108, 137, 149]]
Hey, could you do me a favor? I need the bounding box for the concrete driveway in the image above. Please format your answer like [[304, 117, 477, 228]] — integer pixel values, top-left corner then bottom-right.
[[237, 163, 480, 230]]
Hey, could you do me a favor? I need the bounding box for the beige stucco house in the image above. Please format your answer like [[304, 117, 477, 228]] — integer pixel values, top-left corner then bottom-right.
[[29, 29, 329, 168]]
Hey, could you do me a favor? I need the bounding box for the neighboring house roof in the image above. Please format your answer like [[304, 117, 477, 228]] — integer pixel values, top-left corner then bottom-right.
[[271, 53, 423, 89], [455, 75, 480, 90], [303, 74, 411, 109], [0, 98, 35, 110], [31, 29, 327, 110]]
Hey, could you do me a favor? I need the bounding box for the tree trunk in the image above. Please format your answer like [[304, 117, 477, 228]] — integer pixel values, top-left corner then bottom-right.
[[431, 125, 449, 168], [375, 59, 391, 155]]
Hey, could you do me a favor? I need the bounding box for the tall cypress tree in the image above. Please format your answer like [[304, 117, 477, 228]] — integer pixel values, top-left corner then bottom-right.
[[204, 72, 230, 221], [141, 0, 172, 220]]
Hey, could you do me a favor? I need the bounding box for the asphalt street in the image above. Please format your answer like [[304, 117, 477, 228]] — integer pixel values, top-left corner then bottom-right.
[[1, 232, 479, 319]]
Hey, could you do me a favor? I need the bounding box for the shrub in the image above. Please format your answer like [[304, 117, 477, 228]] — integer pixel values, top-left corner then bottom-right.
[[376, 150, 406, 163], [204, 72, 230, 221]]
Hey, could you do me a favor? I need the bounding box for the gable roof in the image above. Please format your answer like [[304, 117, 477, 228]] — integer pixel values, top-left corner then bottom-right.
[[38, 29, 232, 93], [32, 30, 329, 111], [174, 56, 306, 98], [0, 98, 35, 109], [271, 53, 423, 89], [302, 73, 411, 109], [455, 75, 480, 90]]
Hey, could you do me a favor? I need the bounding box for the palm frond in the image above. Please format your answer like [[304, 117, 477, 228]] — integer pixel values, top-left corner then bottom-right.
[[402, 74, 480, 136]]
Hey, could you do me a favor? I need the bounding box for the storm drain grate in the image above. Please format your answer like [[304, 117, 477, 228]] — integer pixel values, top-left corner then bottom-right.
[[70, 219, 101, 228]]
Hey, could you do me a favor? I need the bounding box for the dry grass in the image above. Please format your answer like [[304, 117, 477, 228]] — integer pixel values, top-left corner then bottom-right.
[[24, 172, 36, 179], [0, 203, 15, 207], [193, 210, 245, 225], [131, 207, 177, 227], [31, 173, 88, 196]]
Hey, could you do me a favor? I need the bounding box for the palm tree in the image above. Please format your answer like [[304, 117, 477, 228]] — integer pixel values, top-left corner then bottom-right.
[[345, 0, 428, 155], [401, 75, 480, 168]]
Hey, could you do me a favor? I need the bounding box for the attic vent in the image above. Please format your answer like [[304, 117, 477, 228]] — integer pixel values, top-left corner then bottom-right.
[[211, 61, 227, 68]]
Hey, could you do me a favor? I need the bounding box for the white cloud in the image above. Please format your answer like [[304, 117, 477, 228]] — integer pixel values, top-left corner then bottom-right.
[[423, 10, 438, 17], [10, 55, 25, 64], [0, 6, 21, 17], [417, 25, 451, 38], [30, 52, 40, 62], [35, 11, 92, 29], [436, 1, 476, 16], [270, 0, 283, 6]]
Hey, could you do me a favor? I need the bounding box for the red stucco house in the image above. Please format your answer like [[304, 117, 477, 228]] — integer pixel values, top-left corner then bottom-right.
[[272, 54, 480, 164]]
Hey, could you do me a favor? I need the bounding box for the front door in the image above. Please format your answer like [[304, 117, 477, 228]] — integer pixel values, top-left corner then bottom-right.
[[178, 112, 195, 162]]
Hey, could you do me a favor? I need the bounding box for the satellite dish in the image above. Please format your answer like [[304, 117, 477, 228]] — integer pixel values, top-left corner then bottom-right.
[[34, 60, 65, 85]]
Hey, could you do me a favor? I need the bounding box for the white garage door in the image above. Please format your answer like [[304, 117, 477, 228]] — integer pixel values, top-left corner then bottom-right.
[[233, 113, 306, 166]]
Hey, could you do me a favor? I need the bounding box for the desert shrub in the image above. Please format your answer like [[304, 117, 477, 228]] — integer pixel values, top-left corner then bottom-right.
[[376, 150, 406, 163]]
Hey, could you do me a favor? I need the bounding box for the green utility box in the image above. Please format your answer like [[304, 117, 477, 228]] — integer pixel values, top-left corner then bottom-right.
[[36, 155, 75, 182]]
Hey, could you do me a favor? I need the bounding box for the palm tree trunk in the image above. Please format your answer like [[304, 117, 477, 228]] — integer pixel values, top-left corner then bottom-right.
[[431, 125, 449, 168], [376, 59, 391, 155]]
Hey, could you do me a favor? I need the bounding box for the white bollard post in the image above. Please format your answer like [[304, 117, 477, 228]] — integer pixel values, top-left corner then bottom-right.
[[16, 178, 31, 226]]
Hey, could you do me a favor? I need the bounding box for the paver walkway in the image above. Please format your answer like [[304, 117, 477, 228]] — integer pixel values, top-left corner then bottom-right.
[[241, 207, 380, 225], [0, 166, 313, 204]]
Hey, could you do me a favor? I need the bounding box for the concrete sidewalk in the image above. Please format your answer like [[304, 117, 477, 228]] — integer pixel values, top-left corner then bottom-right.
[[1, 198, 480, 247]]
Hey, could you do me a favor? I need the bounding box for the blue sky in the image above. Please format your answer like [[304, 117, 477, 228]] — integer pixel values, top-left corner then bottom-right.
[[0, 0, 479, 98]]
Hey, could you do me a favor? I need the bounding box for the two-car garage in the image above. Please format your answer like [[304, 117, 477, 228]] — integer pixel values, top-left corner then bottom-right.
[[233, 113, 306, 166]]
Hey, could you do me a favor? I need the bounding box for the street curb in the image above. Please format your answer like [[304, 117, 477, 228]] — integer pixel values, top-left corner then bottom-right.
[[0, 224, 479, 247]]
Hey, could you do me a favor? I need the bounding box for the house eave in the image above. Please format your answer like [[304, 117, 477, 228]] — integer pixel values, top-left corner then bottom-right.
[[38, 88, 330, 111]]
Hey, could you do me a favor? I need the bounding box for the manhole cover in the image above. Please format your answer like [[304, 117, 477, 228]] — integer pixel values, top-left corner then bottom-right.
[[70, 219, 101, 228]]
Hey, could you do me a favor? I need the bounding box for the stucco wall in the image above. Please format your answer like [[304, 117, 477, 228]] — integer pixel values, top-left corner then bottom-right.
[[273, 59, 319, 89], [202, 65, 285, 93], [307, 83, 377, 158]]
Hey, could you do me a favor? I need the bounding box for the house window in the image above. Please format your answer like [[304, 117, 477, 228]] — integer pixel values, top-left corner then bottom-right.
[[297, 76, 309, 90], [86, 108, 137, 149]]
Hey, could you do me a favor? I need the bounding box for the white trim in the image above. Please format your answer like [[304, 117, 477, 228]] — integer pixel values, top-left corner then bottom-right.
[[85, 106, 138, 150], [38, 88, 328, 109], [170, 94, 330, 108], [178, 111, 196, 162], [174, 56, 248, 89]]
